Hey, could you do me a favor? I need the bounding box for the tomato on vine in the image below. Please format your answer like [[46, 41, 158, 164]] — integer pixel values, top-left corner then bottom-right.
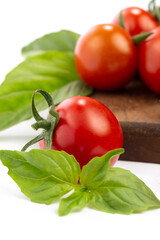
[[22, 91, 123, 168]]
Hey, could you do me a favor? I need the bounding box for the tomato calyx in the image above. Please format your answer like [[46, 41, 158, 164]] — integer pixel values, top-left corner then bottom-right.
[[21, 90, 59, 151], [118, 11, 153, 45], [118, 11, 125, 29], [148, 0, 160, 23], [132, 32, 153, 45]]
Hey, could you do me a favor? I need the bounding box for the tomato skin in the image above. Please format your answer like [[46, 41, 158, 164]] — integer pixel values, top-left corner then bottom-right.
[[74, 24, 137, 90], [113, 7, 159, 36], [39, 96, 123, 168], [138, 27, 160, 94]]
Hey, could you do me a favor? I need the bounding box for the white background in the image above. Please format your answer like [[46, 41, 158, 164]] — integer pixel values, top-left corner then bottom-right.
[[0, 0, 160, 239]]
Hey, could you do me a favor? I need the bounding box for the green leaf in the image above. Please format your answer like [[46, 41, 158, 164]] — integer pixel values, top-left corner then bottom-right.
[[22, 30, 80, 57], [0, 50, 92, 131], [50, 80, 93, 106], [0, 51, 79, 96], [90, 167, 160, 214], [80, 149, 124, 188], [58, 190, 90, 216], [0, 149, 80, 204]]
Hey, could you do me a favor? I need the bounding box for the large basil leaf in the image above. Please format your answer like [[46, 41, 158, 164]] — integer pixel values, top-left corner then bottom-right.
[[0, 51, 79, 96], [0, 51, 92, 131], [0, 149, 80, 204], [21, 30, 80, 57]]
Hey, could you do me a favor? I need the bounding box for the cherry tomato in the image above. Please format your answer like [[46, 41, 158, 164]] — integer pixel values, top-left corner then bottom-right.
[[39, 96, 123, 168], [74, 24, 137, 90], [138, 26, 160, 94], [113, 7, 159, 36]]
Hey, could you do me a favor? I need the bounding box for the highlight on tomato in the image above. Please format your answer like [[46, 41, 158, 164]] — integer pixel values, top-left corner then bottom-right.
[[138, 26, 160, 94], [74, 24, 137, 91], [22, 91, 123, 169], [112, 6, 159, 36]]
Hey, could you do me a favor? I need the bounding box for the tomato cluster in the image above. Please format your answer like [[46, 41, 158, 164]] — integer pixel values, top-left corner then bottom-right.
[[75, 2, 160, 94], [37, 2, 160, 169]]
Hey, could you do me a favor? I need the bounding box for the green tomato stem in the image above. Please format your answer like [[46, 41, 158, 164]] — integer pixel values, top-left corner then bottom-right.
[[148, 0, 160, 23], [21, 90, 59, 151]]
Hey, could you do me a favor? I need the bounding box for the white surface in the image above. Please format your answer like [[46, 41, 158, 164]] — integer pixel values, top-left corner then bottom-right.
[[0, 0, 160, 239]]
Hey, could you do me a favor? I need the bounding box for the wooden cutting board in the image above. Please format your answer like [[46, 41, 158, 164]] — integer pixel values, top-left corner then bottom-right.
[[92, 79, 160, 164]]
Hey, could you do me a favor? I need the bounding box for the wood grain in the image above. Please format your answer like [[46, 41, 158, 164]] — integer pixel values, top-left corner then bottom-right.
[[92, 79, 160, 163]]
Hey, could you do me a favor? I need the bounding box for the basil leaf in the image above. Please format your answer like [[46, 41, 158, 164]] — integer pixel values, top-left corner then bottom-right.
[[58, 190, 89, 216], [21, 30, 80, 57], [80, 149, 124, 188], [0, 149, 160, 215], [0, 149, 80, 204], [90, 167, 160, 214], [0, 50, 92, 131], [50, 80, 93, 106], [0, 51, 79, 96]]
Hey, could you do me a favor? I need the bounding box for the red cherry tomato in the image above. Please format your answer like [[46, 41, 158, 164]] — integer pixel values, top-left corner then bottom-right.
[[113, 7, 159, 36], [39, 96, 123, 168], [138, 26, 160, 94], [74, 24, 137, 90]]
